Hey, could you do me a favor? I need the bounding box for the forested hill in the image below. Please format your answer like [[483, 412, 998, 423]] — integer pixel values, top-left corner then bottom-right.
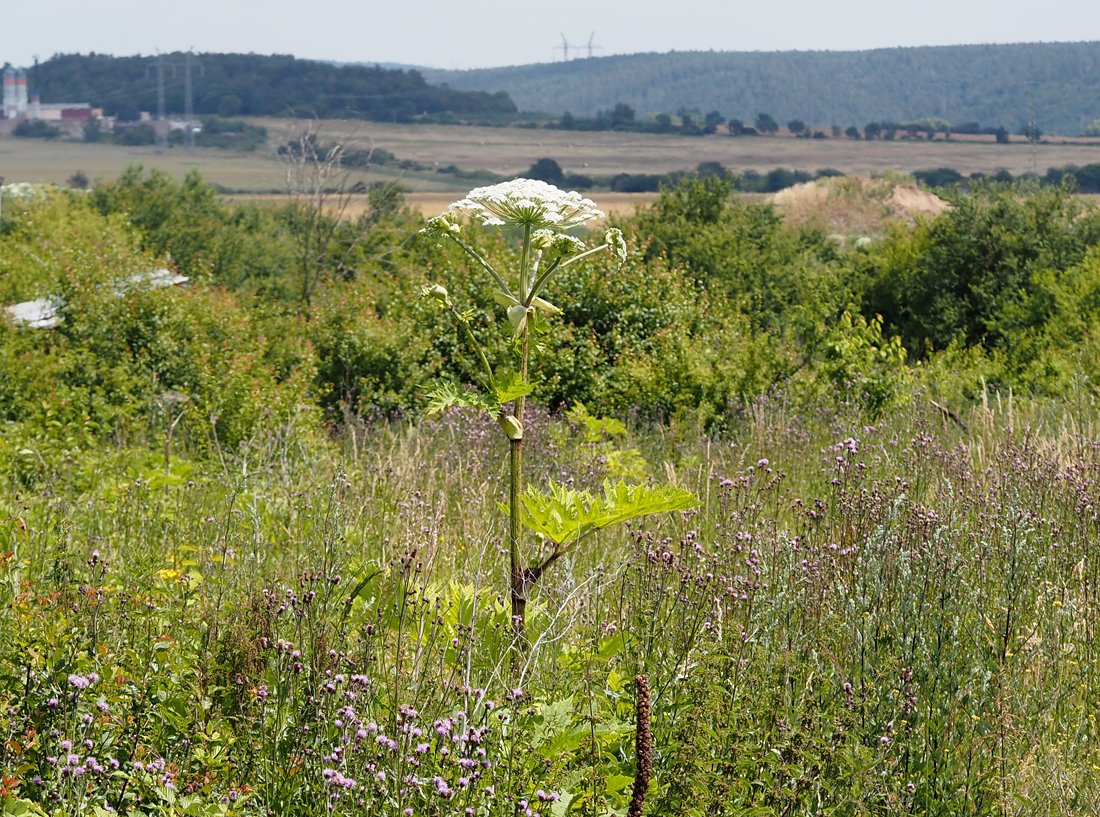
[[32, 53, 517, 121], [422, 42, 1100, 135]]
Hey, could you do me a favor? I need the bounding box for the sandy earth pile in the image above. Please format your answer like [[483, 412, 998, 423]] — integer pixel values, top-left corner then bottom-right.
[[771, 176, 950, 236]]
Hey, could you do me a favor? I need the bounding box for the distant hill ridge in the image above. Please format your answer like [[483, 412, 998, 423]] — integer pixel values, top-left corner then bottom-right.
[[421, 42, 1100, 135], [30, 53, 517, 122]]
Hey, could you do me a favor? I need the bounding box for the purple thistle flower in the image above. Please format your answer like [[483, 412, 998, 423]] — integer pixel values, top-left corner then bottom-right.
[[432, 776, 452, 798]]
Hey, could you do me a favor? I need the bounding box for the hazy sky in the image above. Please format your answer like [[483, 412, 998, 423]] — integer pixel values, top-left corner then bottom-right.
[[3, 0, 1097, 70]]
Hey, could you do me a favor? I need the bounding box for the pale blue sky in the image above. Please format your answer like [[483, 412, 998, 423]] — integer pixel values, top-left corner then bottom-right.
[[3, 0, 1097, 70]]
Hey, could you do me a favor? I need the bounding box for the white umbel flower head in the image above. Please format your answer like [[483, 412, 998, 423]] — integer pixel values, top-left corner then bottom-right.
[[448, 179, 605, 229]]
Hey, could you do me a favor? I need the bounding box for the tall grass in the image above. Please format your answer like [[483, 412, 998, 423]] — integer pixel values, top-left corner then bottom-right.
[[2, 396, 1099, 815]]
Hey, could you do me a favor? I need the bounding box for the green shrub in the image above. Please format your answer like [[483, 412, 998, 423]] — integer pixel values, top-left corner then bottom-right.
[[865, 181, 1100, 357]]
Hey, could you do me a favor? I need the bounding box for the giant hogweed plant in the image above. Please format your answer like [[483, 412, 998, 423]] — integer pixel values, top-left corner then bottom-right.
[[419, 180, 697, 643]]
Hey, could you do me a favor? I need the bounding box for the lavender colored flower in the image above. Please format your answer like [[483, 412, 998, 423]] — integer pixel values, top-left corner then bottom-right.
[[432, 776, 453, 798]]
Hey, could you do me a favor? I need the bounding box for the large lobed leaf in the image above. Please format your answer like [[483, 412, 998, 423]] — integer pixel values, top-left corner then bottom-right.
[[514, 479, 698, 546], [424, 379, 499, 418]]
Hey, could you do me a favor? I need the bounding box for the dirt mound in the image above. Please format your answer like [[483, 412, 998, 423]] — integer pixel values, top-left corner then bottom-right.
[[888, 183, 951, 217], [771, 176, 950, 236]]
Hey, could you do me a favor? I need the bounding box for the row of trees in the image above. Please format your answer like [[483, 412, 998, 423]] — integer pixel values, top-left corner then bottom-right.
[[525, 154, 1100, 194], [550, 104, 1033, 143]]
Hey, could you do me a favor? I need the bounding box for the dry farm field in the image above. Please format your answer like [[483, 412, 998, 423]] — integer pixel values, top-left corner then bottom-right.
[[3, 118, 1100, 199]]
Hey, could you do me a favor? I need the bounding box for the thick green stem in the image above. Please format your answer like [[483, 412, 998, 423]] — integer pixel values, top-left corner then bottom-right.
[[509, 325, 531, 649], [519, 224, 532, 299], [509, 436, 525, 642]]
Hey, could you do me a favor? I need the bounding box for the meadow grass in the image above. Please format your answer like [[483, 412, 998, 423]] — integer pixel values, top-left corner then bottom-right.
[[3, 395, 1100, 815]]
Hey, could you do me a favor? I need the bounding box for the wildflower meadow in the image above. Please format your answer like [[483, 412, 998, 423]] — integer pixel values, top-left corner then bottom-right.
[[2, 170, 1100, 816]]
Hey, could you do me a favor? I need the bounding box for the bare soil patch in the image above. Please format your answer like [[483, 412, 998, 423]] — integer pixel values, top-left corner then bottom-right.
[[772, 176, 950, 235]]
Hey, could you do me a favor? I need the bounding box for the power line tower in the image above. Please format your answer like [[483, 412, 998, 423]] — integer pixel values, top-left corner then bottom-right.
[[183, 49, 203, 150], [146, 52, 167, 146], [585, 33, 603, 59], [555, 33, 572, 62], [1027, 80, 1038, 176]]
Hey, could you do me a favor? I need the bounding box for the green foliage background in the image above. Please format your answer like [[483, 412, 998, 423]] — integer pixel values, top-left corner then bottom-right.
[[8, 170, 1100, 471]]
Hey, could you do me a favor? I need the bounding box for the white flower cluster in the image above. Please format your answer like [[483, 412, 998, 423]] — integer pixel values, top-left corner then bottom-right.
[[1, 182, 47, 201], [448, 179, 605, 229]]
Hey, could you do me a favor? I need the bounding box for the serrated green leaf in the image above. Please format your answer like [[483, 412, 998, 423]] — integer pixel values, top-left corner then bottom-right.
[[515, 479, 698, 546], [492, 371, 534, 404], [533, 695, 575, 746], [424, 380, 500, 419]]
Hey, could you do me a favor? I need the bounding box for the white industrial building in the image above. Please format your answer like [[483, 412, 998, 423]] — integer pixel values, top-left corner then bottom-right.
[[2, 64, 95, 120], [2, 66, 29, 118]]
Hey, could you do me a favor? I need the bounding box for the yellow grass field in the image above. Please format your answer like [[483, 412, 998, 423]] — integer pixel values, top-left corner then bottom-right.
[[4, 118, 1100, 196]]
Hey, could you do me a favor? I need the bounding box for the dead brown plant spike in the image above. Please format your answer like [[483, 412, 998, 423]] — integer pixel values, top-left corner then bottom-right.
[[628, 674, 653, 817]]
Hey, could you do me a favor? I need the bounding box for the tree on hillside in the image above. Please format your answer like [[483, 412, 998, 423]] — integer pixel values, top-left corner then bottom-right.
[[526, 158, 565, 186], [678, 107, 702, 134], [696, 161, 729, 178], [703, 110, 726, 134], [755, 113, 779, 134], [609, 102, 635, 127], [787, 119, 807, 136]]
